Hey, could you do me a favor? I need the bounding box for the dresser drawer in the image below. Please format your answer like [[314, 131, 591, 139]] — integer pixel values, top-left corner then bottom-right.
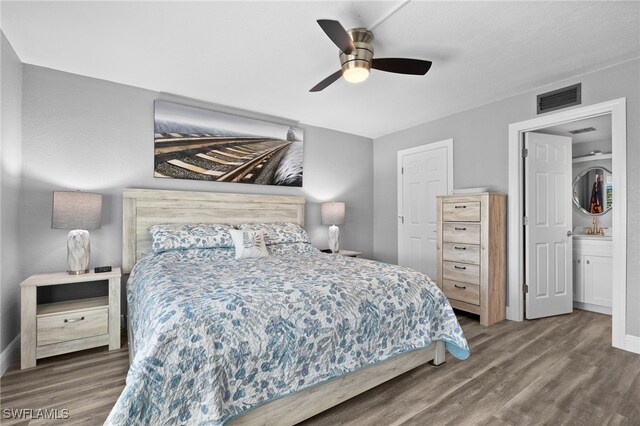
[[443, 279, 480, 305], [37, 307, 108, 346], [442, 243, 480, 265], [443, 261, 480, 285], [442, 223, 481, 244], [442, 201, 481, 222]]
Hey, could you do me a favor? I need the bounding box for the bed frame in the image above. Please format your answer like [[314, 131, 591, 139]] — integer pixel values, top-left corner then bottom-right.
[[122, 188, 445, 425]]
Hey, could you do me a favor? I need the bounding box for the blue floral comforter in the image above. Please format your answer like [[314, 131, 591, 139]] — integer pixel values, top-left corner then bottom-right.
[[106, 244, 469, 425]]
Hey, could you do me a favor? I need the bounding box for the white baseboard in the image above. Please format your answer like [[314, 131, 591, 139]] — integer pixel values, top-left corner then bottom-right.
[[626, 335, 640, 354], [573, 302, 612, 316], [1, 333, 20, 376]]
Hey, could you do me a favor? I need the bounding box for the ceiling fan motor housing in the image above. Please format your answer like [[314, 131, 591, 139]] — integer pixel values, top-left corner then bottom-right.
[[339, 28, 374, 73]]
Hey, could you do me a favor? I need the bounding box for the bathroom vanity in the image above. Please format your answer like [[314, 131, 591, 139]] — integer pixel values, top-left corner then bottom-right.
[[571, 163, 613, 315], [573, 235, 612, 315]]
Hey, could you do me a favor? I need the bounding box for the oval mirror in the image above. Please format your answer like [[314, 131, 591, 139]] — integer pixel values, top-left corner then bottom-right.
[[573, 166, 612, 216]]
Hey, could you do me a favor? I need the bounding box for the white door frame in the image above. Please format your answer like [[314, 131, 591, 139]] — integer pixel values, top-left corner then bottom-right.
[[507, 98, 627, 350], [397, 139, 454, 264]]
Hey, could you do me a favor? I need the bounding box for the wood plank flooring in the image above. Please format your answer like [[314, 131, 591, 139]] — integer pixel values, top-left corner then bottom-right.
[[1, 310, 638, 425]]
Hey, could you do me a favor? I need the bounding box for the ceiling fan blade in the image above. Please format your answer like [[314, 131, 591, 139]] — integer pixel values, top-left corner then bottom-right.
[[317, 19, 355, 54], [310, 70, 343, 92], [371, 58, 433, 75]]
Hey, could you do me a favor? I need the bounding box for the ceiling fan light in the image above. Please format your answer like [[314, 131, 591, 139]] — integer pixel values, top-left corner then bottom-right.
[[343, 67, 370, 84]]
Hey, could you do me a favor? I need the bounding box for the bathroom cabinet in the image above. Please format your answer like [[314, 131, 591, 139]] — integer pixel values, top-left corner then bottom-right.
[[573, 237, 612, 315]]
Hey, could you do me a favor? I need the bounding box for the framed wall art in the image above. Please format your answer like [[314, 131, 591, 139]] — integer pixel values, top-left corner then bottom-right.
[[154, 100, 304, 186]]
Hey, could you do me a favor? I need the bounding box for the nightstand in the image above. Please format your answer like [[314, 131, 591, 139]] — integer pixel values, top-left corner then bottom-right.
[[320, 249, 362, 258], [20, 268, 121, 369]]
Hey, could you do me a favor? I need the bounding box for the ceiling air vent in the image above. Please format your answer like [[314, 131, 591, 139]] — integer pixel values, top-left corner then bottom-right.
[[569, 127, 596, 135], [537, 83, 581, 114]]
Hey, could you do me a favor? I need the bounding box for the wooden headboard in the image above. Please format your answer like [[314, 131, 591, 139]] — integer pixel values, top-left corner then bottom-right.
[[122, 188, 305, 273]]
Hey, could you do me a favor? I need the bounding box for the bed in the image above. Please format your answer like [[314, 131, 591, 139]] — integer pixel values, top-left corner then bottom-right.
[[106, 189, 469, 425]]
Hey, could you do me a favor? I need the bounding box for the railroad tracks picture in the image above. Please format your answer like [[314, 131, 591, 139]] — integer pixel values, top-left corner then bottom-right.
[[154, 101, 304, 187]]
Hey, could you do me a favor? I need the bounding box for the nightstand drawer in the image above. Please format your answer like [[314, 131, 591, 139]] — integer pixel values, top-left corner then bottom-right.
[[443, 279, 480, 305], [442, 223, 481, 244], [442, 261, 480, 285], [443, 201, 481, 222], [37, 307, 109, 346], [442, 243, 480, 265]]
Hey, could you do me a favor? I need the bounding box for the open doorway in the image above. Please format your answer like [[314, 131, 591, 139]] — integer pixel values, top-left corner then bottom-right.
[[524, 115, 613, 319], [507, 98, 627, 350]]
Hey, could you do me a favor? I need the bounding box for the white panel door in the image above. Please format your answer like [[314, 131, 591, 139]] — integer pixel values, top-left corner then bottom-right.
[[525, 132, 573, 319], [398, 145, 450, 278]]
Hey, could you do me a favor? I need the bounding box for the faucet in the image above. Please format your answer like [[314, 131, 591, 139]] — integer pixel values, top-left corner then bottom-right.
[[588, 217, 604, 236]]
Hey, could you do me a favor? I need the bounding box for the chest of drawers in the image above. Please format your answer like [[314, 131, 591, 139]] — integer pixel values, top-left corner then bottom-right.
[[436, 193, 506, 326]]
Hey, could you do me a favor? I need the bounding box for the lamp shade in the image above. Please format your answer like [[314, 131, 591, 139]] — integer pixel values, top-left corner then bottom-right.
[[52, 191, 102, 230], [321, 202, 345, 226]]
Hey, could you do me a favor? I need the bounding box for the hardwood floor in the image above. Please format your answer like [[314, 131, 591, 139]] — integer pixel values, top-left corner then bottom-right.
[[0, 333, 129, 426], [1, 310, 638, 425]]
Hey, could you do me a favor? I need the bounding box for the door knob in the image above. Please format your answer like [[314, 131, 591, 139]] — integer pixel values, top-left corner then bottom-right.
[[567, 230, 573, 237]]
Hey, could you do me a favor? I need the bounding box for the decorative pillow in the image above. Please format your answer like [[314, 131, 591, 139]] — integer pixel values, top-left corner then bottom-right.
[[154, 247, 235, 261], [148, 223, 233, 253], [236, 222, 310, 245], [267, 242, 318, 257], [229, 229, 269, 259]]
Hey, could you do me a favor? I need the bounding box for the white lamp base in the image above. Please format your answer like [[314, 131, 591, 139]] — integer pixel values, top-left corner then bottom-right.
[[67, 229, 90, 274], [328, 225, 340, 253]]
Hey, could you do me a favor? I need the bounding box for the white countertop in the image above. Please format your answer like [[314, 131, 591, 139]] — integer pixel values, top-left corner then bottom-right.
[[574, 234, 612, 241]]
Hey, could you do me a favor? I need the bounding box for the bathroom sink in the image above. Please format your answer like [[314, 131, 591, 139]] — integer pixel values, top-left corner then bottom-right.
[[573, 227, 612, 240], [574, 234, 612, 241]]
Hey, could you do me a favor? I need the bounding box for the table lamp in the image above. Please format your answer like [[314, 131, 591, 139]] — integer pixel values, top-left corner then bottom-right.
[[52, 191, 102, 274], [321, 201, 345, 253]]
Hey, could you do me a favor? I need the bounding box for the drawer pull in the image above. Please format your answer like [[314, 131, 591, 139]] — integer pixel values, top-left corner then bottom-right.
[[454, 265, 467, 270], [454, 227, 467, 231], [454, 205, 467, 209], [64, 316, 85, 323], [454, 284, 467, 289], [454, 246, 467, 250]]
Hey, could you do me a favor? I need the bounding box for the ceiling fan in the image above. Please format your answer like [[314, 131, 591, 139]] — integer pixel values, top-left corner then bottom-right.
[[310, 19, 432, 92]]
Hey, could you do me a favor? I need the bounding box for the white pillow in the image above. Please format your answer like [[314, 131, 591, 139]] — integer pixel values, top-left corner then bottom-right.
[[229, 229, 269, 260]]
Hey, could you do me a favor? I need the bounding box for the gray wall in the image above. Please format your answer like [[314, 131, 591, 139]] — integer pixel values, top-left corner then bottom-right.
[[20, 64, 373, 310], [373, 59, 639, 336], [1, 32, 23, 354], [572, 139, 612, 157]]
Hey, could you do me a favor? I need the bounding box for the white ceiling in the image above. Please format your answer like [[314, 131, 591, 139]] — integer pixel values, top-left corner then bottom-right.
[[2, 1, 639, 138], [537, 114, 612, 144]]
